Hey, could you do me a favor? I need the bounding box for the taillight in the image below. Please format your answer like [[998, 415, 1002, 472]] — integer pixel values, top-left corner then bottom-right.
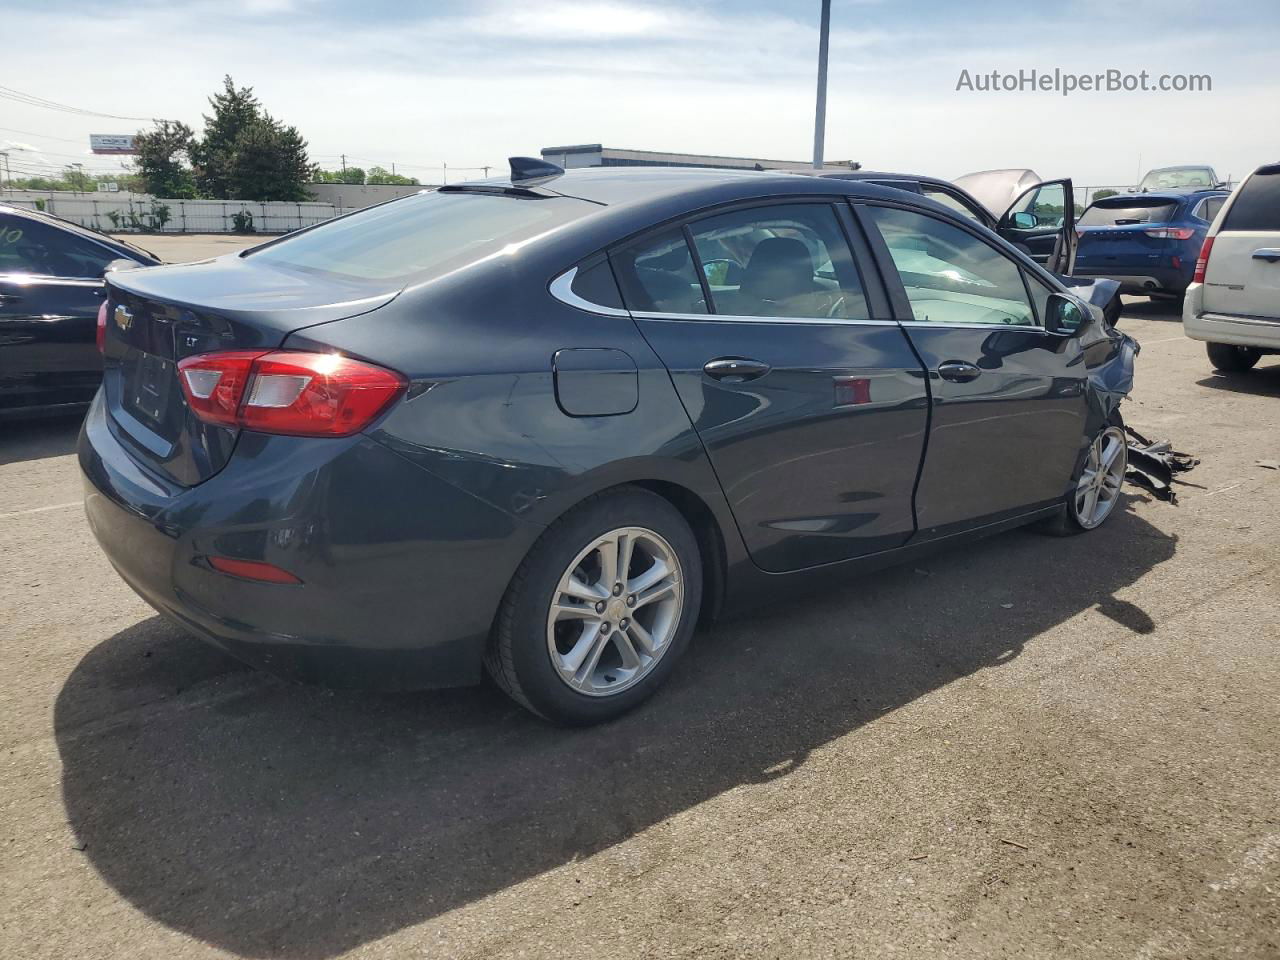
[[96, 300, 108, 353], [177, 350, 406, 436], [1144, 227, 1195, 240], [1193, 236, 1215, 283]]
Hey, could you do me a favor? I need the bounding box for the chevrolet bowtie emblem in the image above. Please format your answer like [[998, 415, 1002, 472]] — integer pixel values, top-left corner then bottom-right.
[[113, 305, 133, 332]]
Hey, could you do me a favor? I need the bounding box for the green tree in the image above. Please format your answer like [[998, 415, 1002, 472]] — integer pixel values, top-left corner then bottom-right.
[[133, 120, 197, 198], [366, 166, 418, 185], [225, 115, 313, 201], [312, 166, 366, 184], [1093, 189, 1119, 201], [191, 76, 262, 198], [187, 76, 313, 201]]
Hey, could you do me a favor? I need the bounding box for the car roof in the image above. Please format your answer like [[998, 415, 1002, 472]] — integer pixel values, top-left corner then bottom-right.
[[0, 203, 160, 263], [471, 166, 905, 209]]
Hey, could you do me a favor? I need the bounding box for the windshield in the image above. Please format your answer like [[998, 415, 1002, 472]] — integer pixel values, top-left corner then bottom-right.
[[249, 190, 593, 283], [1078, 201, 1178, 227], [1138, 167, 1215, 191]]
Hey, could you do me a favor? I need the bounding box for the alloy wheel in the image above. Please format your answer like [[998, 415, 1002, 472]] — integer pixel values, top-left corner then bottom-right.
[[546, 526, 684, 697], [1073, 425, 1127, 529]]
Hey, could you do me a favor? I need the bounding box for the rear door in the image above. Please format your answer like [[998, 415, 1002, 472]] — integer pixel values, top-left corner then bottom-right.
[[0, 213, 114, 413], [997, 179, 1076, 274], [1202, 164, 1280, 320], [857, 201, 1089, 537], [612, 200, 930, 573]]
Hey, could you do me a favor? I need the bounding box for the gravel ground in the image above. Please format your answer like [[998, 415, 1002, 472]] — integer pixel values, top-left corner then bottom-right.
[[2, 253, 1278, 960]]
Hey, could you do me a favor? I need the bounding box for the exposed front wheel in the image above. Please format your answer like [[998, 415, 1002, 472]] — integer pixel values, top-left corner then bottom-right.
[[1039, 416, 1127, 536], [1206, 342, 1262, 373], [485, 488, 702, 725]]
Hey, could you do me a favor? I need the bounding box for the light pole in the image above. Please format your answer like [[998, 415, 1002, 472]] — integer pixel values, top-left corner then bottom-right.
[[812, 0, 832, 169]]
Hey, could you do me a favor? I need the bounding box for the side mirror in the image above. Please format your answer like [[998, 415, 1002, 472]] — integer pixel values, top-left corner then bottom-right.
[[1045, 292, 1087, 335], [1010, 211, 1038, 230]]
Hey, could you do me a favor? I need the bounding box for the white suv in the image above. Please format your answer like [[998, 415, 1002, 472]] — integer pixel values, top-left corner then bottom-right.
[[1183, 162, 1280, 372]]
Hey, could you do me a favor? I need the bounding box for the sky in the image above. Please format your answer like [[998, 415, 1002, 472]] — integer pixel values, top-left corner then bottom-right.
[[2, 0, 1277, 189]]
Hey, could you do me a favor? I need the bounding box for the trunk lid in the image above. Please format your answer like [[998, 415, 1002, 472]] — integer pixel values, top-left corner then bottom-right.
[[102, 254, 399, 487], [1202, 165, 1280, 320]]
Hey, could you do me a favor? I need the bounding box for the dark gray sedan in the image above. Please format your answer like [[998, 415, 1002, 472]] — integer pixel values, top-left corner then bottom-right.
[[80, 160, 1137, 724]]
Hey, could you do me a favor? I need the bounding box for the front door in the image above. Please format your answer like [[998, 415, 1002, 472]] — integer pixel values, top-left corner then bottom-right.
[[997, 178, 1077, 274], [0, 214, 111, 412], [858, 202, 1089, 538], [611, 202, 929, 573]]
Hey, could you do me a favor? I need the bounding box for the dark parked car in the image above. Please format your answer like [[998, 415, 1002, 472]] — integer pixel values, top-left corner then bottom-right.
[[81, 160, 1138, 724], [0, 204, 159, 418], [1073, 189, 1229, 298]]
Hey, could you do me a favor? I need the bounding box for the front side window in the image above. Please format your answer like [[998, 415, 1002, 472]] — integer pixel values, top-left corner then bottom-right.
[[863, 205, 1037, 326], [0, 214, 116, 278], [687, 203, 870, 319], [1007, 183, 1069, 229], [922, 187, 986, 224]]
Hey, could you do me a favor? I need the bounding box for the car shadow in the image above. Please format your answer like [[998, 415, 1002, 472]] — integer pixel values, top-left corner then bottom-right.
[[1117, 297, 1182, 323], [56, 502, 1176, 959], [0, 413, 84, 467], [1195, 364, 1280, 397]]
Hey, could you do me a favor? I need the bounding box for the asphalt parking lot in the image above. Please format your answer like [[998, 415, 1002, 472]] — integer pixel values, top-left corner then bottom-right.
[[2, 236, 1278, 959]]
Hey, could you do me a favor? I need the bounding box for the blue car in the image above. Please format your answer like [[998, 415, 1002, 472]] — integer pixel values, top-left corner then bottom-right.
[[1073, 189, 1229, 299]]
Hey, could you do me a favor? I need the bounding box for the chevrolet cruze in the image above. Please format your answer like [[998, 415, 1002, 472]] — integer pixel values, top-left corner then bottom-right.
[[81, 159, 1137, 724]]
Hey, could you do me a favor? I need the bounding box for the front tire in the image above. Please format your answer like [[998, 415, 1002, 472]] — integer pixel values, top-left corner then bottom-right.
[[485, 487, 702, 725], [1039, 414, 1127, 536], [1207, 342, 1262, 373]]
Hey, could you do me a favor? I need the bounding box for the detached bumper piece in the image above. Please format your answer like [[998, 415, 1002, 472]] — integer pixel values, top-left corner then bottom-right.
[[1124, 425, 1200, 503]]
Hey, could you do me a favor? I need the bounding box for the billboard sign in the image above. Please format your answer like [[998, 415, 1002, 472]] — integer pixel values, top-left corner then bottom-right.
[[90, 134, 137, 155]]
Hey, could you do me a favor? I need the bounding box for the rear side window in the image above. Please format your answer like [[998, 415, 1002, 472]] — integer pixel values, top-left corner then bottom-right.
[[1222, 169, 1280, 232], [612, 228, 708, 315], [1197, 197, 1227, 222], [687, 203, 870, 319], [250, 191, 592, 284], [1078, 201, 1177, 226], [0, 213, 118, 278]]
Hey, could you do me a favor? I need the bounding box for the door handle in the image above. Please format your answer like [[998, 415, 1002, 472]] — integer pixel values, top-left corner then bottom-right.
[[937, 360, 981, 383], [1251, 248, 1280, 263], [703, 357, 771, 382]]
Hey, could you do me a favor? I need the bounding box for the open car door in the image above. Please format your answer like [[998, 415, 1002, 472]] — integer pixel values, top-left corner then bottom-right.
[[997, 178, 1076, 275]]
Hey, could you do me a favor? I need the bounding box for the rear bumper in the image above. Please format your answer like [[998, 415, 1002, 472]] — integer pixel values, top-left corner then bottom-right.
[[1182, 284, 1280, 349], [1071, 265, 1189, 295], [79, 393, 544, 689]]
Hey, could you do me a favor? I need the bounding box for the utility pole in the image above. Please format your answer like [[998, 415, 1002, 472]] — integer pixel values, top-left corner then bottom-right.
[[340, 154, 347, 173], [812, 0, 832, 170], [482, 165, 490, 178], [0, 152, 9, 194], [443, 161, 447, 185]]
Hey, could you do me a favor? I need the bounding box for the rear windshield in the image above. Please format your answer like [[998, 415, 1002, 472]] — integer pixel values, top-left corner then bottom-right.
[[249, 190, 593, 283], [1222, 168, 1280, 232], [1138, 167, 1215, 191], [1078, 200, 1177, 227]]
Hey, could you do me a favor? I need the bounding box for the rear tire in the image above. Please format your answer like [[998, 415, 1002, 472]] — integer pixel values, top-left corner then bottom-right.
[[1207, 342, 1262, 373], [1038, 412, 1127, 537], [485, 487, 702, 725]]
